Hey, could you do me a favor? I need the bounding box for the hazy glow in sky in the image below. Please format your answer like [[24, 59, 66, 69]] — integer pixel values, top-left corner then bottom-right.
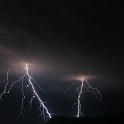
[[0, 1, 124, 121]]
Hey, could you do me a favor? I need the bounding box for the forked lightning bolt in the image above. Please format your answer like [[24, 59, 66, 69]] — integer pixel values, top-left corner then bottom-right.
[[0, 64, 106, 119], [0, 64, 52, 120], [76, 79, 106, 118], [64, 78, 106, 118], [77, 79, 84, 118]]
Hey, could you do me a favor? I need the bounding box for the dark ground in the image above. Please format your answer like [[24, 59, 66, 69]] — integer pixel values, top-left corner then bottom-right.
[[47, 111, 124, 124]]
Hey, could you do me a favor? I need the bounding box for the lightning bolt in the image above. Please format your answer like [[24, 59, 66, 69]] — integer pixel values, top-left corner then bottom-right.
[[76, 79, 84, 118], [25, 64, 52, 119], [63, 77, 106, 118], [0, 64, 52, 120], [76, 79, 106, 118]]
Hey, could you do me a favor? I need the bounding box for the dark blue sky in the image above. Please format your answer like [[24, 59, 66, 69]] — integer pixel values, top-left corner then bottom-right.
[[0, 0, 124, 123]]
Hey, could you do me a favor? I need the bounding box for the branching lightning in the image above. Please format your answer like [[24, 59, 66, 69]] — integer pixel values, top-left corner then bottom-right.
[[0, 63, 106, 120], [76, 78, 106, 118], [63, 76, 106, 118], [25, 64, 52, 119], [0, 64, 52, 120], [84, 80, 106, 108], [62, 82, 77, 95], [78, 78, 106, 117]]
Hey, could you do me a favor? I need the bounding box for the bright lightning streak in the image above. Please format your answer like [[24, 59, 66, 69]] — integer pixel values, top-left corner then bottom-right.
[[76, 79, 106, 118], [63, 76, 106, 118], [76, 79, 84, 118], [25, 64, 52, 119], [0, 64, 52, 120]]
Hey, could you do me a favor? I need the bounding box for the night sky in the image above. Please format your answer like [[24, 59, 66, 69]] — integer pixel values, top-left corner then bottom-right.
[[0, 0, 124, 124]]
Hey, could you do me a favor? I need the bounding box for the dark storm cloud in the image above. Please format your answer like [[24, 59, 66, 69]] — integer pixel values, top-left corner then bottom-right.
[[0, 0, 123, 88], [0, 0, 124, 119]]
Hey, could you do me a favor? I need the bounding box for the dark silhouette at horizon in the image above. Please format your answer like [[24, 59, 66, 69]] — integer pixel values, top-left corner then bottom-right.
[[47, 111, 124, 124]]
